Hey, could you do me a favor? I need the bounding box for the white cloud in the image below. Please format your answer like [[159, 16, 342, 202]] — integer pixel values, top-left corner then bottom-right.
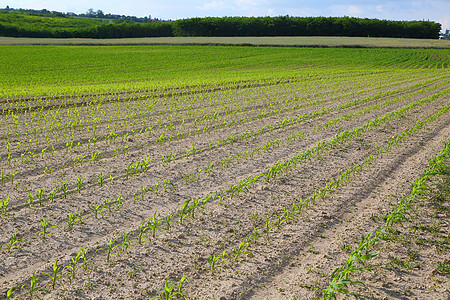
[[439, 15, 449, 30], [197, 1, 229, 11], [375, 5, 384, 13], [329, 4, 364, 16], [348, 5, 363, 15], [235, 0, 260, 8]]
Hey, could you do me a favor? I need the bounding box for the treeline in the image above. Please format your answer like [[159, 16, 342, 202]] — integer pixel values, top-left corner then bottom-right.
[[2, 7, 156, 22], [0, 12, 441, 39], [0, 22, 173, 38], [174, 16, 441, 39]]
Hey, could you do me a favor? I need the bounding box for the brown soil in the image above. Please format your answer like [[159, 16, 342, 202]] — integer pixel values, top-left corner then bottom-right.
[[0, 69, 449, 300]]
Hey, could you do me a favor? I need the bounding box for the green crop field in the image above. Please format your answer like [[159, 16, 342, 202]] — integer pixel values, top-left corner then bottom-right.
[[1, 45, 449, 99], [0, 45, 449, 299]]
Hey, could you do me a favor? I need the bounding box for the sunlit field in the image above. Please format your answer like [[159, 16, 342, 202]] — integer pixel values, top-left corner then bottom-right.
[[1, 45, 449, 299]]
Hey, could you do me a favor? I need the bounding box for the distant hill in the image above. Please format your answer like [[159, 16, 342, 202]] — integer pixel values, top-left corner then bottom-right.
[[0, 8, 172, 38]]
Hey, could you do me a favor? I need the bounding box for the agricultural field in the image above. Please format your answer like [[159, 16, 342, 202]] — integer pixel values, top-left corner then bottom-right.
[[1, 36, 450, 48], [0, 45, 449, 299]]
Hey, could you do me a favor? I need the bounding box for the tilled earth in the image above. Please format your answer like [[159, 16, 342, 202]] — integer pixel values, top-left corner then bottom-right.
[[0, 70, 449, 300]]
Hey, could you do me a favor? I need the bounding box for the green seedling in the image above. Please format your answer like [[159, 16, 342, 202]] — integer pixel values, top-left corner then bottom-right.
[[275, 216, 286, 229], [79, 248, 90, 271], [207, 254, 223, 274], [147, 274, 188, 300], [66, 213, 76, 231], [251, 226, 262, 244], [137, 220, 151, 244], [188, 198, 201, 219], [1, 231, 26, 252], [104, 198, 114, 212], [64, 250, 82, 283], [21, 271, 48, 299], [6, 286, 15, 300], [97, 236, 120, 262], [232, 242, 250, 262], [125, 162, 135, 179], [0, 170, 6, 186], [97, 172, 105, 187], [115, 195, 123, 210], [178, 199, 191, 224], [263, 219, 277, 241], [43, 259, 65, 290], [119, 231, 133, 256], [200, 194, 213, 210], [109, 174, 117, 184], [76, 209, 86, 224], [48, 188, 56, 202], [1, 196, 10, 215], [162, 213, 175, 230], [26, 192, 34, 208], [76, 175, 85, 192], [90, 150, 101, 162], [89, 203, 103, 219], [221, 250, 229, 265], [147, 211, 161, 240], [283, 204, 294, 221], [36, 189, 44, 206], [39, 218, 58, 239], [140, 186, 147, 201], [161, 176, 174, 192], [60, 179, 69, 198]]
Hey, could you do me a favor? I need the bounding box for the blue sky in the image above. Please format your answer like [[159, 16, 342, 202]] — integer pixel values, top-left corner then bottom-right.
[[4, 0, 450, 30]]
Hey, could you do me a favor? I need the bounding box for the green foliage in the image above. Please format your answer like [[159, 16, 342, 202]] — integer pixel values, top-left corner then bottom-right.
[[173, 16, 441, 39], [0, 10, 440, 39]]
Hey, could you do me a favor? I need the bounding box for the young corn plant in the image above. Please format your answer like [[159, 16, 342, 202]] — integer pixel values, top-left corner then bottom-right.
[[250, 227, 262, 244], [97, 172, 105, 187], [26, 192, 34, 208], [66, 213, 76, 231], [115, 195, 123, 210], [60, 179, 69, 198], [64, 250, 82, 284], [162, 213, 175, 230], [137, 220, 151, 244], [48, 188, 57, 203], [6, 286, 15, 300], [147, 274, 188, 300], [9, 171, 18, 185], [76, 175, 85, 193], [147, 212, 161, 240], [39, 218, 58, 239], [188, 198, 201, 219], [178, 199, 191, 225], [119, 231, 133, 256], [98, 236, 121, 262], [21, 271, 48, 299], [0, 170, 6, 186], [43, 259, 65, 290], [79, 247, 90, 271], [232, 242, 250, 262], [75, 209, 86, 224], [36, 189, 44, 206], [1, 196, 10, 216], [206, 254, 223, 274], [263, 218, 277, 242], [1, 231, 26, 252], [89, 203, 103, 219]]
